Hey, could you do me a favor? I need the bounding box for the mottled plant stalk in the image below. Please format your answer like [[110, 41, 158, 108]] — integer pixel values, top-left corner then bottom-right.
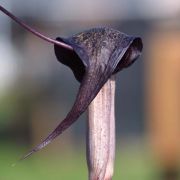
[[87, 76, 116, 180]]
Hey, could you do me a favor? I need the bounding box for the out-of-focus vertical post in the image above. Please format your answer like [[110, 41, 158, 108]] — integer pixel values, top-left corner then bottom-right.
[[146, 25, 180, 179]]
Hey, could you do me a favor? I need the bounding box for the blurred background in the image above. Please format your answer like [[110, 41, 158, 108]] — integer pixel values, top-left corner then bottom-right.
[[0, 0, 180, 179]]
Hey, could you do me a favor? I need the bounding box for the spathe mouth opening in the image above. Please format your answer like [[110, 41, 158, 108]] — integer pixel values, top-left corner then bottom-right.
[[113, 37, 143, 74]]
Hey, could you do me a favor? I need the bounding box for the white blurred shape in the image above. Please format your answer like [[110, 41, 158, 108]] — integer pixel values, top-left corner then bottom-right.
[[0, 38, 18, 96]]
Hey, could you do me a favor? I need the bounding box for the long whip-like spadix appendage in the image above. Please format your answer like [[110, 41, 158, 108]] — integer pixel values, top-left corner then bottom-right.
[[0, 5, 73, 51]]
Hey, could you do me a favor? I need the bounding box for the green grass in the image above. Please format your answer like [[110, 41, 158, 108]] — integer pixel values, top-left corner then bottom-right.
[[0, 142, 155, 180]]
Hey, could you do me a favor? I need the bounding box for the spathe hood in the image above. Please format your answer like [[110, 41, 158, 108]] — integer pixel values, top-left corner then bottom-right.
[[22, 27, 143, 159]]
